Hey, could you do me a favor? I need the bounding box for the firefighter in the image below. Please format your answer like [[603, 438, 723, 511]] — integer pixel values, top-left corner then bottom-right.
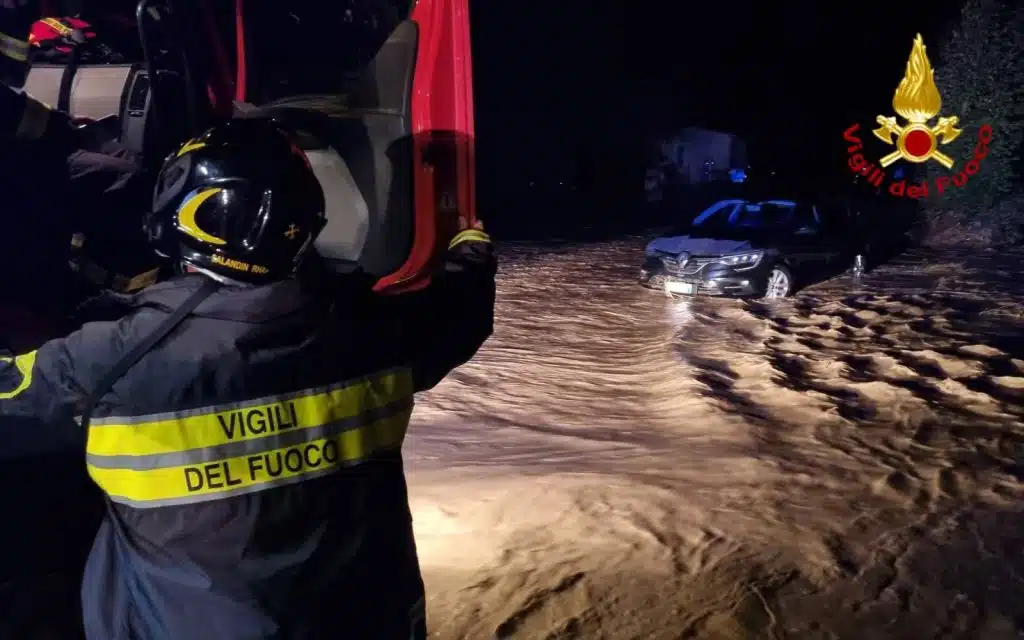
[[2, 1, 154, 309], [0, 26, 153, 328], [0, 118, 497, 639], [0, 2, 80, 145]]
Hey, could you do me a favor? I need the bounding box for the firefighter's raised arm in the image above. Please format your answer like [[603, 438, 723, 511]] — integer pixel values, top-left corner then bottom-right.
[[0, 320, 121, 458], [0, 0, 36, 89], [0, 82, 77, 148], [403, 223, 497, 391], [0, 4, 77, 148]]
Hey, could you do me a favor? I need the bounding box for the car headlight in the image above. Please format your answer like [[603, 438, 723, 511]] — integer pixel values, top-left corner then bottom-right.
[[718, 251, 763, 270]]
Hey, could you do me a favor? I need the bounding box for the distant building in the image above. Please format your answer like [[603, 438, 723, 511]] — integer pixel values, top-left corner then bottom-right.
[[662, 127, 748, 183], [645, 127, 748, 203]]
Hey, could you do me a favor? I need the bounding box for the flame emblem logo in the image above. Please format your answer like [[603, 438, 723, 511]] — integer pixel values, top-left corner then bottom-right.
[[873, 34, 962, 169]]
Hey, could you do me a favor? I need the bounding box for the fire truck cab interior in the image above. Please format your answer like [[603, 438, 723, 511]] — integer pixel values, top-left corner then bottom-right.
[[22, 0, 475, 294], [0, 3, 475, 629]]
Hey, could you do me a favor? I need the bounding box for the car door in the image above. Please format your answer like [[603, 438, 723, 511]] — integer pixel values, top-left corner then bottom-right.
[[788, 203, 833, 275], [817, 198, 858, 264], [754, 200, 821, 274]]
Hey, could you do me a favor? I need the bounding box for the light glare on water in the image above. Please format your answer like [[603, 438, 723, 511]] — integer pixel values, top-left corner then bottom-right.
[[407, 239, 1024, 639]]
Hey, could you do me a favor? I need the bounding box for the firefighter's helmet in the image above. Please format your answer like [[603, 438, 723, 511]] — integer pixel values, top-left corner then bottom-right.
[[144, 118, 326, 284], [29, 16, 95, 53]]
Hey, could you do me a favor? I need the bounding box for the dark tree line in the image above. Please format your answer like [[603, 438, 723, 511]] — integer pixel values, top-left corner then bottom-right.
[[925, 0, 1023, 221]]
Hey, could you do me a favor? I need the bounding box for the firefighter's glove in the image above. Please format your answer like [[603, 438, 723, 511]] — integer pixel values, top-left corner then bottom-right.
[[445, 221, 495, 275], [448, 227, 491, 250], [449, 219, 492, 250]]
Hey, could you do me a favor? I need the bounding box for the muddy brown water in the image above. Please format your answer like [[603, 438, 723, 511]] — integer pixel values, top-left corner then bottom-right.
[[409, 240, 1024, 639]]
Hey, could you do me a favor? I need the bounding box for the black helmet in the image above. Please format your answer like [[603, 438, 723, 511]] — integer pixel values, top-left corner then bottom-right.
[[144, 118, 326, 284]]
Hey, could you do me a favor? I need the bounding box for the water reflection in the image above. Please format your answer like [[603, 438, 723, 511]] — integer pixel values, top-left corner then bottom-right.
[[407, 241, 1024, 638]]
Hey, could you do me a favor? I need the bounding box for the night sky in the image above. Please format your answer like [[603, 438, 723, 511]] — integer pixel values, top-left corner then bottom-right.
[[471, 0, 966, 194]]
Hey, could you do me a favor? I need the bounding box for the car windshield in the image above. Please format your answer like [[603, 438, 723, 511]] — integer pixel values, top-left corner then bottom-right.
[[690, 200, 740, 227], [694, 200, 803, 230], [732, 202, 799, 228]]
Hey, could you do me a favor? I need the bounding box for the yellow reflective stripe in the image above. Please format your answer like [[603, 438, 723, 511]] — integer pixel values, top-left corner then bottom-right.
[[86, 368, 413, 457], [0, 33, 29, 62], [449, 229, 491, 249], [41, 18, 74, 36], [88, 409, 412, 508], [86, 396, 413, 470], [0, 351, 37, 399], [175, 139, 207, 157], [15, 97, 51, 141]]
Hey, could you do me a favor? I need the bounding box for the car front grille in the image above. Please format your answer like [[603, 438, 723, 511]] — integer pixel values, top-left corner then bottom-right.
[[660, 255, 716, 276]]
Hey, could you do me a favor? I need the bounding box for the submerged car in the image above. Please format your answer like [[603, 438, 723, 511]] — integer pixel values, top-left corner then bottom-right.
[[640, 198, 857, 298]]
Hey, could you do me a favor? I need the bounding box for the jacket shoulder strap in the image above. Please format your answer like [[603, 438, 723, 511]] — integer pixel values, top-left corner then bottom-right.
[[79, 277, 220, 429]]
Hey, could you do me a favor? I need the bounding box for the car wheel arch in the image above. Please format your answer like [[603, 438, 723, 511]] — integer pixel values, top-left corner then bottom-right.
[[773, 255, 796, 274]]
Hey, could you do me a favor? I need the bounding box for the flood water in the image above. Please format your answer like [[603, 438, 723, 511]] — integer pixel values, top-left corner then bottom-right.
[[407, 239, 1024, 639]]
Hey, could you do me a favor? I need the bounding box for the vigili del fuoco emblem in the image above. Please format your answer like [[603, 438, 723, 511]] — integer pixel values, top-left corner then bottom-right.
[[873, 34, 962, 169]]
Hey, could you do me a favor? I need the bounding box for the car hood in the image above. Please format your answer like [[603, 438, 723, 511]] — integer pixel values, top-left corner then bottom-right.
[[646, 234, 753, 257]]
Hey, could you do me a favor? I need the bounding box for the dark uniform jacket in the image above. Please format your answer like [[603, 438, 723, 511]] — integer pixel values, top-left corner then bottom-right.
[[0, 230, 496, 639]]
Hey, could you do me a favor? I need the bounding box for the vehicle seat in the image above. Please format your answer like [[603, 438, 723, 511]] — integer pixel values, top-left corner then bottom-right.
[[248, 103, 413, 279], [241, 19, 417, 279], [21, 61, 174, 162], [23, 63, 132, 121]]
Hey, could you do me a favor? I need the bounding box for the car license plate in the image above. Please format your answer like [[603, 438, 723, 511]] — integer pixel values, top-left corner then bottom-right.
[[664, 280, 694, 295]]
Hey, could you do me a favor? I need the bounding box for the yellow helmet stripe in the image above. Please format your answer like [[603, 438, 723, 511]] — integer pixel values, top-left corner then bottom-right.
[[176, 139, 207, 157], [177, 187, 227, 246]]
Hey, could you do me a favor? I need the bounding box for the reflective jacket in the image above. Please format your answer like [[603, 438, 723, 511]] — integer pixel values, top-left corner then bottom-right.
[[0, 230, 496, 639]]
